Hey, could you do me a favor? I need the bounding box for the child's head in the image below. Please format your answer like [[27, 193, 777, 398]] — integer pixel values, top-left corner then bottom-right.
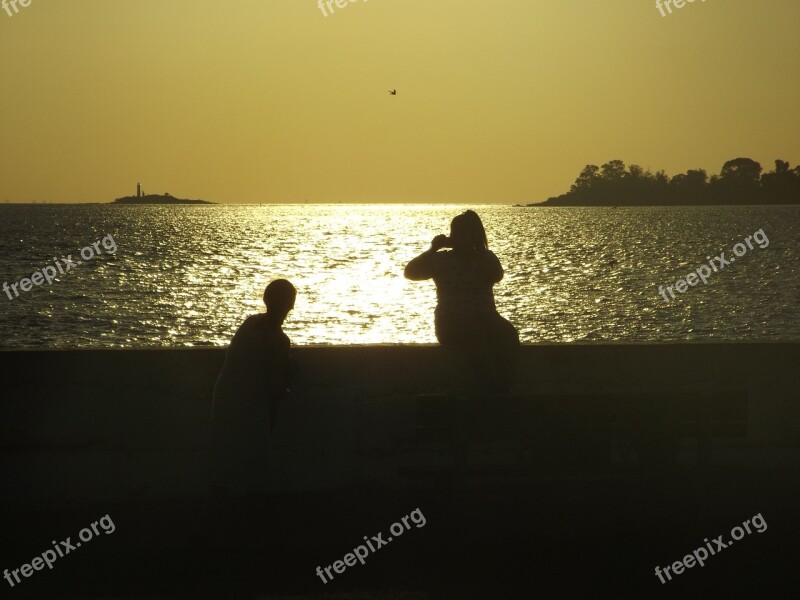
[[263, 279, 296, 317]]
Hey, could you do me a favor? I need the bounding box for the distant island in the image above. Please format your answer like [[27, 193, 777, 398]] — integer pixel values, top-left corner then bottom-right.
[[112, 193, 214, 205], [531, 158, 800, 206], [112, 184, 214, 205]]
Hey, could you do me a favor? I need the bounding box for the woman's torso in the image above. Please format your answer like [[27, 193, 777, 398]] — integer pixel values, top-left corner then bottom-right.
[[432, 250, 499, 318]]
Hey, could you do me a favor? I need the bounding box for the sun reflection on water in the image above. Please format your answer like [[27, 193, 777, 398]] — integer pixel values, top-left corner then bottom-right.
[[0, 204, 798, 348]]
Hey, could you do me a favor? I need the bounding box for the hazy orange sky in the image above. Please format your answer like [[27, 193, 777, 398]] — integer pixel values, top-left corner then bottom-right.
[[1, 0, 798, 203]]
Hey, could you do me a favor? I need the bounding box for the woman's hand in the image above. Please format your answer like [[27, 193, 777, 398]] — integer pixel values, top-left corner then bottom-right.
[[431, 234, 450, 252]]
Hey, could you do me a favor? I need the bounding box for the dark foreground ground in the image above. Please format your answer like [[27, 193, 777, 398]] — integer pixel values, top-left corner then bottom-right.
[[3, 345, 798, 598], [3, 464, 799, 600]]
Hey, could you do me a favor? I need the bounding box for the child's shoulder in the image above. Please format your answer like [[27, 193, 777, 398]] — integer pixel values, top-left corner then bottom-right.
[[233, 313, 268, 337], [239, 313, 267, 327]]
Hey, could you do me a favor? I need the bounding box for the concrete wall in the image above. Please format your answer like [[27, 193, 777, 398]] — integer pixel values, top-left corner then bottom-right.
[[1, 343, 798, 507]]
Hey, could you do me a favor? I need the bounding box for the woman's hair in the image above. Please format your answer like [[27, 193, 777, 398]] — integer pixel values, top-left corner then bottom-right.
[[450, 210, 488, 251]]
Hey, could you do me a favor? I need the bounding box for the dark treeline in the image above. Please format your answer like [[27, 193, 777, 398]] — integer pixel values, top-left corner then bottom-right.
[[535, 158, 800, 206]]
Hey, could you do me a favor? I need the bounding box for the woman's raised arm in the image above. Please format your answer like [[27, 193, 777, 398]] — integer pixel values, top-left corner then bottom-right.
[[404, 249, 436, 280], [404, 235, 449, 280]]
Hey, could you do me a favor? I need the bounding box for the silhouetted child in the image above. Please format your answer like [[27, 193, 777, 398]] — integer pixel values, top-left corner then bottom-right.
[[204, 279, 297, 546]]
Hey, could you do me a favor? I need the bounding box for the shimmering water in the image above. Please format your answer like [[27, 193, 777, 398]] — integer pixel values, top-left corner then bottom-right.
[[0, 204, 798, 348]]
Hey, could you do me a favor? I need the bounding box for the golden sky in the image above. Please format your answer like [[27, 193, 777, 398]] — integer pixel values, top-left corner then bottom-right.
[[1, 0, 798, 203]]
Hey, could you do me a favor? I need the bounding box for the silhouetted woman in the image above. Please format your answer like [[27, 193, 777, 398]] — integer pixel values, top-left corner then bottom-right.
[[405, 210, 519, 392]]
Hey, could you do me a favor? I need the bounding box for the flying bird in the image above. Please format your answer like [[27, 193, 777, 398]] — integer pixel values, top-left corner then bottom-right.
[[388, 89, 397, 95]]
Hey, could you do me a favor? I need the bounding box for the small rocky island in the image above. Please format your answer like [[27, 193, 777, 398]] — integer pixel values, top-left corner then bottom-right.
[[112, 184, 214, 205]]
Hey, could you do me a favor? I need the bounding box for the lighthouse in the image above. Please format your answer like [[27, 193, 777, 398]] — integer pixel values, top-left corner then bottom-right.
[[137, 182, 142, 198]]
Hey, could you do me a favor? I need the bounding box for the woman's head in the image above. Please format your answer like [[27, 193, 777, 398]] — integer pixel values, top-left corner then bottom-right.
[[450, 210, 488, 252]]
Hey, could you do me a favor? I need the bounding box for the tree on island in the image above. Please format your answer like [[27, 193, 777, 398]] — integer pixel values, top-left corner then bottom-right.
[[536, 158, 800, 205]]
